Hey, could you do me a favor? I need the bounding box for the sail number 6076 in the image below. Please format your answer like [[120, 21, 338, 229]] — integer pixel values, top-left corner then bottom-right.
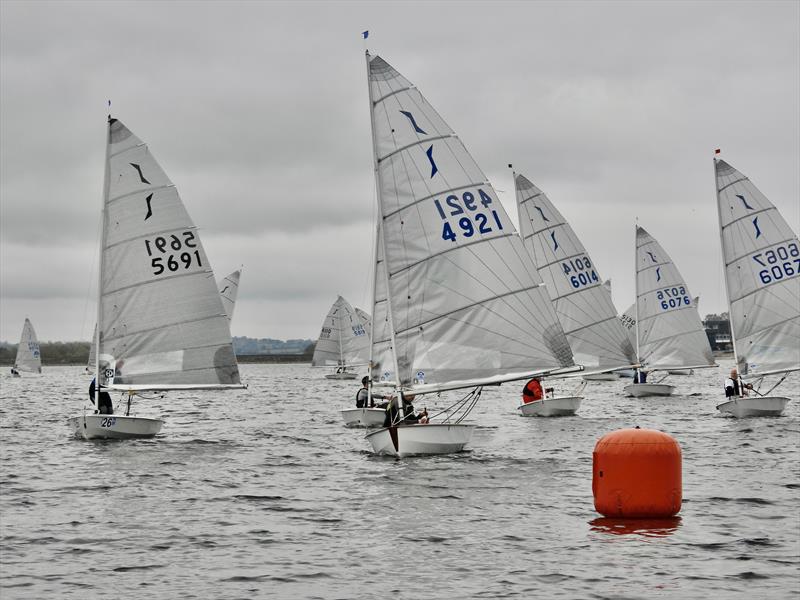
[[433, 189, 503, 243]]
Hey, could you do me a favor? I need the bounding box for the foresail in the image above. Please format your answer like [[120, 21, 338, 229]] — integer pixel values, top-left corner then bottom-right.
[[311, 296, 370, 368], [367, 54, 573, 387], [15, 318, 41, 373], [97, 118, 241, 388], [516, 173, 635, 369], [715, 159, 800, 376], [635, 226, 715, 369], [218, 269, 241, 322]]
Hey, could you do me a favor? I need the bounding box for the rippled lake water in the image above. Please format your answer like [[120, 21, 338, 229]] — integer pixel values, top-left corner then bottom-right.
[[1, 361, 798, 599]]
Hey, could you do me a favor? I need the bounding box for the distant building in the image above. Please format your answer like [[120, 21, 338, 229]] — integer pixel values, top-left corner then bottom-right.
[[703, 313, 732, 352]]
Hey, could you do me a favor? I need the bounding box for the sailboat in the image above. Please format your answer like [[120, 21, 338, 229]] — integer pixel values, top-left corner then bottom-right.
[[713, 157, 798, 417], [219, 268, 242, 322], [311, 296, 370, 380], [11, 318, 41, 376], [624, 226, 716, 397], [362, 52, 579, 455], [514, 171, 637, 413], [68, 116, 245, 440]]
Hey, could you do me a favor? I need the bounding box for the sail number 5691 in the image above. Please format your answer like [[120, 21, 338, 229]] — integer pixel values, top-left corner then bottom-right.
[[433, 189, 503, 242], [752, 242, 800, 285], [144, 231, 202, 276]]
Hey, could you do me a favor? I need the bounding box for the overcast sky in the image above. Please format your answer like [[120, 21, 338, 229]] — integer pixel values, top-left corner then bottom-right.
[[1, 0, 798, 344]]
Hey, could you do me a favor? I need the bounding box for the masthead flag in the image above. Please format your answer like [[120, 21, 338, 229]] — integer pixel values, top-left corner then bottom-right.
[[362, 30, 369, 39]]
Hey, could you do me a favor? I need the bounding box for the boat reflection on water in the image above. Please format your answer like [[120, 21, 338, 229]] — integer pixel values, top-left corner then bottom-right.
[[589, 517, 682, 537]]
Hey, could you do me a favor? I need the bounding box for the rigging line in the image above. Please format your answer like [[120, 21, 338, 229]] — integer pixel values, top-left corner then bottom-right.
[[378, 134, 453, 164], [720, 205, 776, 230], [373, 85, 414, 105]]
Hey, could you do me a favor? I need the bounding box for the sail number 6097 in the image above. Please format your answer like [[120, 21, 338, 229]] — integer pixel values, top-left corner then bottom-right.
[[433, 189, 503, 243]]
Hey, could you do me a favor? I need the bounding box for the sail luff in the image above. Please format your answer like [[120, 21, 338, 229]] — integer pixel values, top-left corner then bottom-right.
[[96, 118, 113, 399], [634, 225, 641, 364], [366, 51, 403, 386], [714, 158, 742, 377]]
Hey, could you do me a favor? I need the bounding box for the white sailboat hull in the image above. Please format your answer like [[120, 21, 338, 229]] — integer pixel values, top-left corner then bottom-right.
[[325, 372, 359, 380], [68, 413, 163, 440], [365, 423, 475, 457], [582, 373, 619, 381], [517, 396, 582, 417], [340, 407, 385, 428], [624, 383, 675, 397], [716, 397, 790, 418]]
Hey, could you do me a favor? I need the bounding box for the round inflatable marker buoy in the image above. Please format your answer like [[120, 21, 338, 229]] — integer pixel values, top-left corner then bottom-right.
[[592, 428, 682, 518]]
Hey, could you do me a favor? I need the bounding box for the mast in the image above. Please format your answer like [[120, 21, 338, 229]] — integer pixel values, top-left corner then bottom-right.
[[364, 50, 402, 394], [713, 155, 741, 392], [95, 116, 112, 406], [367, 218, 380, 404], [633, 222, 641, 370], [336, 306, 344, 370]]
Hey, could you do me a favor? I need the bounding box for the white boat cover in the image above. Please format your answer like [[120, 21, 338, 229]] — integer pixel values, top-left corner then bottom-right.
[[15, 318, 41, 373], [516, 173, 635, 370], [366, 54, 573, 390], [218, 269, 241, 322], [311, 296, 371, 368], [715, 159, 800, 376], [97, 118, 241, 388], [634, 226, 715, 369]]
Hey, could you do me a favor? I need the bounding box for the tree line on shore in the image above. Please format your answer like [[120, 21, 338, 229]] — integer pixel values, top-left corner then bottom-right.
[[0, 340, 316, 366]]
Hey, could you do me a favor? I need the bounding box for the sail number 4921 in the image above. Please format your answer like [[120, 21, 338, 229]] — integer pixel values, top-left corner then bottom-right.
[[144, 231, 202, 275], [433, 189, 503, 242], [752, 242, 799, 285]]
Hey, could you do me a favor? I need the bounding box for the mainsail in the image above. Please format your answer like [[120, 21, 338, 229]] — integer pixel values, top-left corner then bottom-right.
[[515, 173, 635, 370], [311, 296, 371, 368], [15, 318, 41, 373], [715, 159, 800, 377], [366, 54, 575, 392], [96, 118, 241, 390], [634, 226, 715, 369], [218, 269, 241, 322]]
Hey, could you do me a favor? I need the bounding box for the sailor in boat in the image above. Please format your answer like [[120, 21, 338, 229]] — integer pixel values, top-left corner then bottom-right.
[[383, 394, 428, 427], [633, 369, 648, 384], [724, 368, 752, 398], [88, 377, 114, 415], [356, 376, 389, 408], [522, 378, 544, 403], [10, 366, 19, 376]]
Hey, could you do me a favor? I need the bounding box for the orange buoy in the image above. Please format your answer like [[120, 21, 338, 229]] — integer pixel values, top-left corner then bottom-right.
[[592, 427, 682, 518]]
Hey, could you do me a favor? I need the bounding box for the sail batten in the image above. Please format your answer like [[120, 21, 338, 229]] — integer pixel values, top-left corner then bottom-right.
[[96, 118, 241, 389], [515, 172, 635, 370], [367, 55, 573, 388], [715, 158, 799, 376]]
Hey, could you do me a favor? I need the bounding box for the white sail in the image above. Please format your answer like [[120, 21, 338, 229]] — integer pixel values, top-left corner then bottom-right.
[[15, 318, 41, 373], [634, 226, 715, 369], [97, 118, 241, 390], [87, 323, 97, 374], [311, 296, 371, 368], [620, 302, 637, 352], [715, 159, 800, 376], [366, 54, 574, 391], [218, 269, 241, 322], [355, 307, 372, 336], [515, 173, 635, 370]]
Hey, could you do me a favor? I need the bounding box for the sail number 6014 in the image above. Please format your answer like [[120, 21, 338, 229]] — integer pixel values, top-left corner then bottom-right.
[[144, 231, 202, 276], [433, 189, 503, 243]]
